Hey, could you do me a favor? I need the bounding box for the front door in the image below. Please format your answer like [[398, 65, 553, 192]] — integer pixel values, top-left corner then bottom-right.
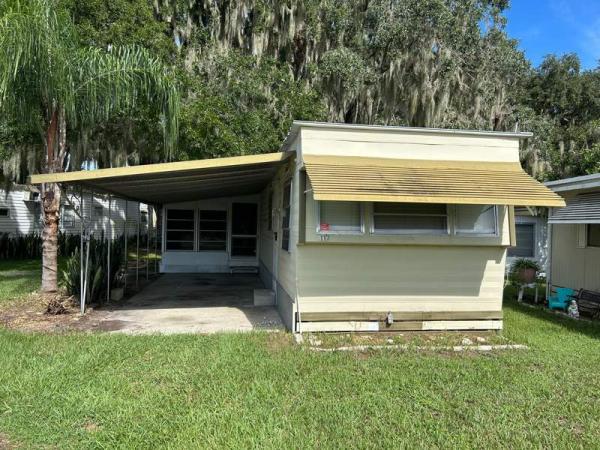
[[231, 203, 258, 260]]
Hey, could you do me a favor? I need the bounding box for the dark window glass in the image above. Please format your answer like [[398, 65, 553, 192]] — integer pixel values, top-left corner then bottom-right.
[[508, 223, 535, 257], [199, 210, 226, 251], [282, 181, 292, 251], [372, 202, 447, 234], [166, 209, 195, 251], [167, 230, 195, 241], [231, 204, 257, 256], [165, 241, 194, 251], [231, 237, 257, 257], [587, 224, 600, 247], [168, 209, 194, 220], [232, 203, 257, 235]]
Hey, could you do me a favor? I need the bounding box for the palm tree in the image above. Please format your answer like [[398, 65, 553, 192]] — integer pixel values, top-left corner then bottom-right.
[[0, 0, 179, 292]]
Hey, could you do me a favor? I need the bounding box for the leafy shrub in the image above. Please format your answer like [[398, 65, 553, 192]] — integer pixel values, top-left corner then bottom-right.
[[0, 231, 82, 259], [61, 236, 126, 305]]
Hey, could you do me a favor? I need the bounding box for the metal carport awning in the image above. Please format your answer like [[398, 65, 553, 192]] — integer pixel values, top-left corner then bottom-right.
[[549, 192, 600, 224], [29, 152, 290, 204], [303, 155, 565, 207]]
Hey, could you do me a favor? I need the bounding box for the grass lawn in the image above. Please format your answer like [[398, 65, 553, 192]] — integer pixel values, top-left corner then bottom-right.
[[0, 258, 66, 304], [0, 259, 44, 304], [1, 285, 600, 447]]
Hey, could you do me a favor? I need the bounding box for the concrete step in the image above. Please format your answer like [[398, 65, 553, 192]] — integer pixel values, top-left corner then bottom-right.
[[254, 289, 275, 306]]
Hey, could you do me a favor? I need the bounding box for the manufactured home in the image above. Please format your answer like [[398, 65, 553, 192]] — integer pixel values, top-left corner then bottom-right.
[[31, 121, 564, 332], [0, 186, 150, 236], [546, 174, 600, 293]]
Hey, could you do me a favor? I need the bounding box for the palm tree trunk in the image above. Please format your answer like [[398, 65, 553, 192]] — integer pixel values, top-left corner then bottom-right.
[[41, 108, 63, 292]]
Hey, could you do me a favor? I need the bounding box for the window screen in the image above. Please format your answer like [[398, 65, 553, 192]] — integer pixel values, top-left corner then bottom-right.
[[282, 181, 291, 251], [455, 205, 497, 235], [373, 203, 447, 234], [0, 207, 9, 218], [507, 223, 535, 257], [587, 224, 600, 247], [61, 206, 75, 228], [199, 210, 227, 251], [319, 201, 362, 233], [166, 209, 194, 251]]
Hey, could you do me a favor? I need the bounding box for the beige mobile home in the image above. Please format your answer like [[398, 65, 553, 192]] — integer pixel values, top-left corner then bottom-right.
[[31, 121, 564, 332]]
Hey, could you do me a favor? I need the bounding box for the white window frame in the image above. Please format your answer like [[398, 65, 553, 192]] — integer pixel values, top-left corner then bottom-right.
[[165, 208, 196, 252], [198, 209, 227, 252], [316, 201, 364, 235], [370, 202, 449, 236], [0, 207, 10, 218], [452, 205, 499, 237]]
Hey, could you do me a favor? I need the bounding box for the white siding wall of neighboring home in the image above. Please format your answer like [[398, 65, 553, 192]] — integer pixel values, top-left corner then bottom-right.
[[60, 193, 150, 237], [0, 188, 41, 234], [551, 223, 600, 292], [1, 188, 150, 237], [298, 127, 521, 163]]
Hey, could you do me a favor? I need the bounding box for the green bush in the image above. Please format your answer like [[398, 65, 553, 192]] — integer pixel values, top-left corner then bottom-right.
[[61, 236, 125, 305], [0, 232, 83, 260]]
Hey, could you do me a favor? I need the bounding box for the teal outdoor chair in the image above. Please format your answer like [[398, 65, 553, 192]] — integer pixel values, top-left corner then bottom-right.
[[548, 287, 576, 311]]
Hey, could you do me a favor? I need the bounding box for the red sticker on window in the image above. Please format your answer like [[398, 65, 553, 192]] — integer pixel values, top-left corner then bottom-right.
[[320, 223, 330, 231]]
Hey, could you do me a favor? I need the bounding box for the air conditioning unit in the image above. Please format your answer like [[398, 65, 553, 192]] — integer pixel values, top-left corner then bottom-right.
[[23, 191, 40, 202]]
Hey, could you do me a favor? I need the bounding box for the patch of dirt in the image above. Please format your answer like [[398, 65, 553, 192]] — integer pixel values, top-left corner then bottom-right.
[[82, 421, 101, 433], [0, 292, 113, 333], [308, 330, 508, 350], [265, 331, 292, 353], [0, 433, 15, 449]]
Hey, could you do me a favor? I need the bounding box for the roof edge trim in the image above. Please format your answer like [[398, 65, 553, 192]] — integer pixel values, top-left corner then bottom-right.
[[29, 152, 288, 184]]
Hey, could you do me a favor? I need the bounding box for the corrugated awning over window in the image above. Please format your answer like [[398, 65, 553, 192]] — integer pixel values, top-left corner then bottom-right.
[[549, 192, 600, 224], [29, 152, 290, 204], [303, 155, 565, 207]]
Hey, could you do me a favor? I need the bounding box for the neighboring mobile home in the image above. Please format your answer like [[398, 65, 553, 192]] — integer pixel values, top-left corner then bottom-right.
[[0, 186, 149, 236], [31, 121, 564, 332], [546, 174, 600, 293]]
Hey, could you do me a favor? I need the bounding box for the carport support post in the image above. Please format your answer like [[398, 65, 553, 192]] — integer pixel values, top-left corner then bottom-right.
[[79, 187, 84, 313], [124, 200, 128, 294], [107, 194, 112, 303], [136, 202, 140, 288], [146, 205, 150, 280], [154, 206, 158, 275]]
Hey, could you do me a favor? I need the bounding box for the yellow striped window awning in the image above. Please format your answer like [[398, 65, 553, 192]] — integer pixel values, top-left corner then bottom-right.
[[303, 155, 566, 207]]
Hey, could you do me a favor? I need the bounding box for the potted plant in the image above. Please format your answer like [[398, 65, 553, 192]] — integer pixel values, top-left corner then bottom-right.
[[110, 268, 127, 301], [510, 258, 541, 284]]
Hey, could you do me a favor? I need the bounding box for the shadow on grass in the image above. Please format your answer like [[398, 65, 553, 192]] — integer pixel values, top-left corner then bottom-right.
[[504, 285, 600, 341]]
